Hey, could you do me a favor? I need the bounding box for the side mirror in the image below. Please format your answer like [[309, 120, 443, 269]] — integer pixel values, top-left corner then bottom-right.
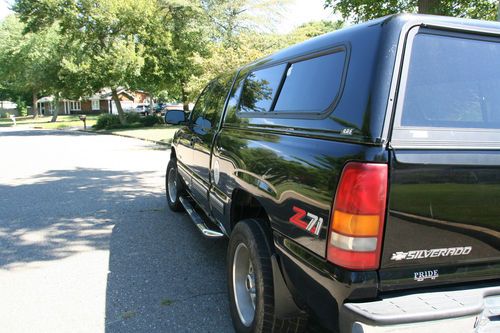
[[165, 110, 187, 125]]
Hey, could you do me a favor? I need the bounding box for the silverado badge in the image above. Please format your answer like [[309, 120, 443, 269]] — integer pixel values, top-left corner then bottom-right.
[[391, 246, 472, 261]]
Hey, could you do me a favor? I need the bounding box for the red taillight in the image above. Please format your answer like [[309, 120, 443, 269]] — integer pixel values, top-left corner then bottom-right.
[[327, 162, 388, 270]]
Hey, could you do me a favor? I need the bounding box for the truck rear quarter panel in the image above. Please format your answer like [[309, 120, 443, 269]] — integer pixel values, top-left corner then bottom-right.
[[214, 127, 388, 257]]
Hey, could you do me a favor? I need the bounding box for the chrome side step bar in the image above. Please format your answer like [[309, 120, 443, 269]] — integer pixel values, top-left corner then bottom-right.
[[179, 196, 224, 238]]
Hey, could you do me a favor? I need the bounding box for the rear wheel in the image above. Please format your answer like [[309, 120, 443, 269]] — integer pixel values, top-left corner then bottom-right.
[[227, 219, 307, 333], [165, 158, 184, 212]]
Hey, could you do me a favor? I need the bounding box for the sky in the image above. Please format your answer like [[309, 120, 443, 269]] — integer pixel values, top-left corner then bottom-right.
[[0, 0, 335, 33], [276, 0, 335, 33], [0, 0, 10, 21]]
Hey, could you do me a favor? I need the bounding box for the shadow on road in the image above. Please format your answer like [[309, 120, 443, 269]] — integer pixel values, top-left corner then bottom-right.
[[0, 128, 94, 137], [0, 168, 145, 268], [105, 199, 231, 333], [0, 166, 233, 332]]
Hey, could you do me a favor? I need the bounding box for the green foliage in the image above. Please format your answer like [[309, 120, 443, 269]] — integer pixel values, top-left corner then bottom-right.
[[94, 112, 161, 129], [287, 20, 343, 43], [154, 0, 211, 106], [16, 98, 27, 116], [14, 0, 157, 124], [190, 19, 343, 98], [324, 0, 498, 23], [125, 112, 142, 124], [6, 0, 343, 115], [202, 0, 288, 47], [0, 15, 63, 113], [141, 114, 161, 127], [94, 113, 122, 130]]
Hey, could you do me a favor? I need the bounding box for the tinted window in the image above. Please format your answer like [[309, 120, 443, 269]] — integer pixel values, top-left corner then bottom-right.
[[203, 74, 233, 127], [274, 51, 345, 112], [191, 76, 232, 134], [239, 64, 286, 113], [191, 85, 209, 125], [401, 34, 500, 129]]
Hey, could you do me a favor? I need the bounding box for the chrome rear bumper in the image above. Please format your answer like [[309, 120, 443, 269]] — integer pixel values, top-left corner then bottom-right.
[[341, 284, 500, 333]]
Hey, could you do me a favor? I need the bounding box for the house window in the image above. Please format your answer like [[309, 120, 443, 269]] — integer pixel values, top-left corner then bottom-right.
[[70, 101, 81, 110], [91, 100, 100, 111]]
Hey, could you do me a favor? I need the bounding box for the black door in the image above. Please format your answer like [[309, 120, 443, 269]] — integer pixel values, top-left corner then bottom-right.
[[187, 77, 232, 213]]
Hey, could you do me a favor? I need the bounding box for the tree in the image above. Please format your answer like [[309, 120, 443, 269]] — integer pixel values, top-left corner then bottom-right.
[[151, 0, 287, 111], [0, 15, 63, 118], [192, 19, 343, 98], [201, 0, 288, 47], [154, 0, 210, 111], [324, 0, 498, 23], [14, 0, 157, 125], [287, 20, 343, 44]]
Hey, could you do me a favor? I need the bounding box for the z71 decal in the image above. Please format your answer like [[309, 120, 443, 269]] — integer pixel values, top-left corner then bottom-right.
[[289, 206, 323, 236]]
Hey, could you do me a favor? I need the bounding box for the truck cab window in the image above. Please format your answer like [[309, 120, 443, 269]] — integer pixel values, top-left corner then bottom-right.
[[239, 64, 286, 113]]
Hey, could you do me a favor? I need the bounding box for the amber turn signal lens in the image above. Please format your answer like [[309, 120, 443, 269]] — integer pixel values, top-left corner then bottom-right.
[[332, 210, 380, 237]]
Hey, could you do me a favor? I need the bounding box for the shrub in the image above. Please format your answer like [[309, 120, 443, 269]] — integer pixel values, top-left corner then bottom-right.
[[17, 99, 28, 117], [125, 112, 141, 124], [94, 114, 121, 130], [141, 114, 161, 127]]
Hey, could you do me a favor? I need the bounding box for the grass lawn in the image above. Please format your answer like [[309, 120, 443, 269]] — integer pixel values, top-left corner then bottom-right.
[[0, 115, 98, 129], [1, 114, 179, 145], [100, 125, 180, 145]]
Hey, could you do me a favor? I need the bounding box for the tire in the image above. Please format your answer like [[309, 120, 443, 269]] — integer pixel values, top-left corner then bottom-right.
[[227, 219, 307, 333], [165, 158, 184, 212]]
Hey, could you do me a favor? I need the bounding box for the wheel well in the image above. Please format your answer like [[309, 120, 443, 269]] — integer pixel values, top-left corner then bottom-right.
[[170, 147, 177, 160], [230, 189, 269, 232]]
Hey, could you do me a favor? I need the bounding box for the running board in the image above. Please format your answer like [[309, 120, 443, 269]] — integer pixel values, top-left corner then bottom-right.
[[179, 196, 224, 238]]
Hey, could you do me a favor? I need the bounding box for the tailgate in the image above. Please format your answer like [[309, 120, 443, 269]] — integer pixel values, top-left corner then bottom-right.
[[379, 26, 500, 290], [379, 150, 500, 291]]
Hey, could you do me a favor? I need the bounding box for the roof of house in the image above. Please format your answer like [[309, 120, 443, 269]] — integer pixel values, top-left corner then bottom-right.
[[37, 96, 54, 103], [97, 88, 135, 100]]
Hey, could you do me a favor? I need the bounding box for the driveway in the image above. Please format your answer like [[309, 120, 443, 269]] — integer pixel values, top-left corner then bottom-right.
[[0, 128, 232, 332]]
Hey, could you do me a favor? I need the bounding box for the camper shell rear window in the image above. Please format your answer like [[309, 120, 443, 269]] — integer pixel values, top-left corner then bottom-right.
[[392, 28, 500, 148]]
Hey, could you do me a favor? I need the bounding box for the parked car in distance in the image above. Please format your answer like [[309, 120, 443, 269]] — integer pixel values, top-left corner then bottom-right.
[[135, 104, 150, 115], [165, 14, 500, 333]]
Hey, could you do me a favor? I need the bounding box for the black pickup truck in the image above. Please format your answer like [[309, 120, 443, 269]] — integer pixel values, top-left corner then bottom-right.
[[164, 14, 500, 333]]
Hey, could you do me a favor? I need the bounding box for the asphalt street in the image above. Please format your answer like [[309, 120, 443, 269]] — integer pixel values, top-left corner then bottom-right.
[[0, 127, 233, 333]]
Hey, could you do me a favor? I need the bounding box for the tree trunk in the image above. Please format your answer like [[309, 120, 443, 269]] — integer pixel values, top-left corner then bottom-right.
[[497, 0, 500, 21], [418, 0, 442, 15], [111, 87, 127, 125], [32, 91, 38, 118], [181, 83, 189, 112], [50, 98, 60, 122]]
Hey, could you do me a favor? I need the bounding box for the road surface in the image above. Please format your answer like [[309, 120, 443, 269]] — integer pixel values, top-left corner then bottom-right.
[[0, 127, 233, 333]]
